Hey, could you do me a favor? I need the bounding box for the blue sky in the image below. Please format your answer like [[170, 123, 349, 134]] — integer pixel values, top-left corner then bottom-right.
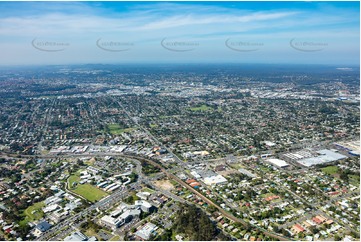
[[0, 1, 359, 66]]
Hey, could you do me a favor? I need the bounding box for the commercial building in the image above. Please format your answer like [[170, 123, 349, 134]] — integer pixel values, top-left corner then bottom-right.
[[203, 175, 227, 185], [119, 208, 141, 222], [134, 222, 158, 240], [238, 168, 257, 178], [134, 200, 154, 213], [100, 215, 125, 230], [266, 158, 289, 168], [296, 149, 347, 167], [136, 192, 151, 200], [334, 140, 360, 156], [64, 231, 95, 241]]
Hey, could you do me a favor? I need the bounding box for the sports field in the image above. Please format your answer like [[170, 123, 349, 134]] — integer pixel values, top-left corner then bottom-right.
[[107, 124, 134, 135], [68, 174, 108, 202]]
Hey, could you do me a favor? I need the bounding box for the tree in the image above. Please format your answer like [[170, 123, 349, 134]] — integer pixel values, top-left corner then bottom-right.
[[173, 205, 216, 241], [158, 229, 172, 241], [309, 225, 319, 234]]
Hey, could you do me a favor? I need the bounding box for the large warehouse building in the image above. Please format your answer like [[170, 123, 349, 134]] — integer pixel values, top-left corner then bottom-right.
[[266, 158, 289, 168], [295, 149, 347, 167]]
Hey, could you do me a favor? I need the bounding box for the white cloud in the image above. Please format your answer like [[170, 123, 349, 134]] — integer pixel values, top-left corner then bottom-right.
[[0, 2, 358, 65], [137, 12, 298, 31]]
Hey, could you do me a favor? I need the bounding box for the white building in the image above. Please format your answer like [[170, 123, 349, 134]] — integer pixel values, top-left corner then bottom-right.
[[266, 158, 289, 168], [136, 192, 151, 200], [203, 175, 227, 185], [134, 200, 153, 213], [100, 215, 124, 230], [135, 222, 158, 240]]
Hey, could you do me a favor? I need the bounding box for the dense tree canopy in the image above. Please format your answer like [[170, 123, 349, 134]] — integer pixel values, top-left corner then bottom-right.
[[173, 204, 217, 241]]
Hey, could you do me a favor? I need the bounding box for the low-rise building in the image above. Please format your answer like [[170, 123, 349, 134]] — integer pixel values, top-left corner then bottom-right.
[[64, 231, 89, 241], [135, 222, 158, 241], [100, 215, 124, 230], [33, 220, 52, 237]]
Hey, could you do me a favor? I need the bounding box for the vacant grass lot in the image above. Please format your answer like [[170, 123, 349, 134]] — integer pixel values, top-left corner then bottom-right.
[[349, 175, 360, 186], [321, 166, 339, 175], [110, 235, 121, 241]]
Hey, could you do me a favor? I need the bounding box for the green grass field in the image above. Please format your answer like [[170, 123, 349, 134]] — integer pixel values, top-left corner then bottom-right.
[[107, 124, 134, 135], [68, 174, 107, 202], [189, 104, 213, 112], [142, 187, 155, 194], [261, 193, 274, 198], [24, 202, 45, 221], [349, 175, 360, 186], [68, 175, 80, 189], [321, 166, 339, 175], [72, 184, 108, 202]]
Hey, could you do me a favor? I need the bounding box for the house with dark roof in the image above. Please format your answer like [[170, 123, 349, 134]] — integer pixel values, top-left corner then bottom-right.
[[33, 220, 52, 237]]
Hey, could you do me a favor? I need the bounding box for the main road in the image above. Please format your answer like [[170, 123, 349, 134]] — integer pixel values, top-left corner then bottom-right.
[[2, 150, 291, 241]]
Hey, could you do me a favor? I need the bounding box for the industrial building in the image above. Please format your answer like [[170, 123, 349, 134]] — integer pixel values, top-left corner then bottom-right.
[[295, 150, 347, 167], [334, 140, 360, 156], [266, 158, 289, 168]]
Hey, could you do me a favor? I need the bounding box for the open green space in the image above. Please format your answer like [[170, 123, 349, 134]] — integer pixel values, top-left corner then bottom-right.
[[110, 235, 121, 241], [84, 228, 100, 240], [68, 174, 107, 202], [23, 201, 45, 222], [68, 175, 80, 189], [107, 124, 134, 135], [123, 191, 139, 204], [142, 187, 155, 194], [260, 193, 275, 198], [349, 175, 360, 186], [229, 163, 244, 169], [149, 123, 158, 128], [72, 184, 108, 202], [321, 166, 339, 175], [189, 104, 213, 112]]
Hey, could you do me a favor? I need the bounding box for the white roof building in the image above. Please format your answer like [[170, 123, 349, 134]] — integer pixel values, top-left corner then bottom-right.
[[43, 204, 59, 213], [100, 215, 124, 230], [135, 222, 158, 240], [134, 200, 153, 212], [136, 192, 151, 200], [203, 175, 227, 185], [266, 158, 289, 168]]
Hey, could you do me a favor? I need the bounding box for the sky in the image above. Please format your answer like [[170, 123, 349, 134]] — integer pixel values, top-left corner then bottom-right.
[[0, 1, 359, 66]]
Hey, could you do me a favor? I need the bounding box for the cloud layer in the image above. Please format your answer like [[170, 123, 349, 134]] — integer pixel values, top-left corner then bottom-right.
[[0, 2, 359, 65]]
